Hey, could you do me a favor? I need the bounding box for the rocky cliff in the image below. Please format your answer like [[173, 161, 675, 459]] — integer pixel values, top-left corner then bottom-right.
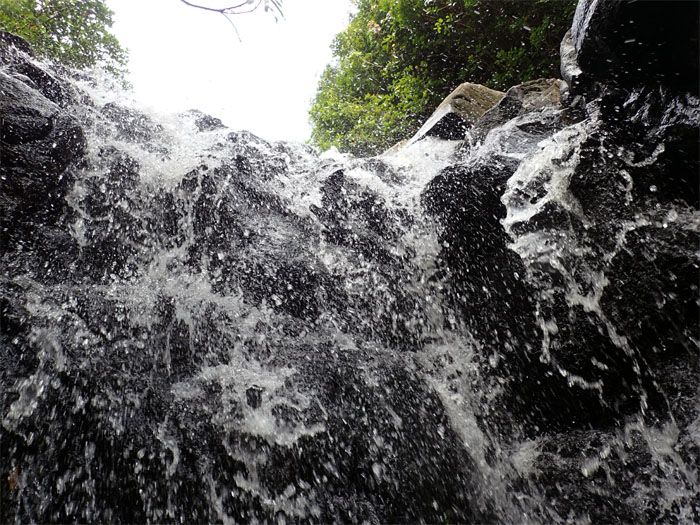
[[1, 1, 698, 522]]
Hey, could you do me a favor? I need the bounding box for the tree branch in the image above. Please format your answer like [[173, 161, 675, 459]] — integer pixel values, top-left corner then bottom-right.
[[179, 0, 283, 40], [179, 0, 260, 15], [224, 0, 262, 15]]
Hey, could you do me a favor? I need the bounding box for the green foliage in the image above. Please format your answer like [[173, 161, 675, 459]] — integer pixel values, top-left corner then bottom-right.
[[310, 0, 576, 155], [0, 0, 127, 76]]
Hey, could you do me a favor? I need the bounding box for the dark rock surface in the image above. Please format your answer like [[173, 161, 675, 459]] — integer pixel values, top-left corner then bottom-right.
[[565, 0, 700, 95], [182, 109, 226, 132], [1, 30, 87, 108], [1, 32, 488, 524], [0, 68, 86, 283], [2, 2, 699, 522], [427, 5, 699, 519], [421, 0, 700, 431], [0, 30, 33, 56]]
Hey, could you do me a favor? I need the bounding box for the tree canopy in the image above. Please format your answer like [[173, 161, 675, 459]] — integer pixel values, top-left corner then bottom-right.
[[309, 0, 577, 156], [0, 0, 127, 75]]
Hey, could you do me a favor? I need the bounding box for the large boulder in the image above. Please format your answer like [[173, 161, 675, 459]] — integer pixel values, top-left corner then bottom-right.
[[408, 82, 504, 143], [471, 78, 566, 139]]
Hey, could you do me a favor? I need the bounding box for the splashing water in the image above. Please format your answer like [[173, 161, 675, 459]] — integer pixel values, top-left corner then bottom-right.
[[1, 45, 698, 523]]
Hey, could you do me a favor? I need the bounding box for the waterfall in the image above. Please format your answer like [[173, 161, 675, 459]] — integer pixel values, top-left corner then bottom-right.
[[2, 5, 699, 522]]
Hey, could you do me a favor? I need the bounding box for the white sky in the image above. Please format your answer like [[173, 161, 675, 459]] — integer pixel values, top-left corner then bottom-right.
[[105, 0, 353, 142]]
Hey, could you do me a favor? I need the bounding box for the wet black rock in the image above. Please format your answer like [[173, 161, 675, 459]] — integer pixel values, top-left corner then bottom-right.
[[100, 102, 167, 154], [0, 30, 33, 57], [312, 170, 399, 265], [423, 1, 700, 439], [1, 31, 87, 108], [602, 225, 699, 367], [565, 0, 700, 95], [0, 72, 85, 179], [309, 167, 432, 349], [73, 147, 148, 281], [0, 274, 489, 523], [182, 109, 226, 132], [0, 65, 86, 280], [262, 352, 491, 524], [422, 161, 637, 434], [423, 163, 534, 346], [2, 5, 699, 524], [530, 425, 699, 523]]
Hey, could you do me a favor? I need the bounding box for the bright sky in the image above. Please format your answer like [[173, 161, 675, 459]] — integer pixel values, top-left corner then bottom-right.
[[105, 1, 353, 143]]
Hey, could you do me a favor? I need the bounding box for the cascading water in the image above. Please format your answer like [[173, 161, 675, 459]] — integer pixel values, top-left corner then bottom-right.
[[0, 49, 494, 522], [1, 2, 699, 522]]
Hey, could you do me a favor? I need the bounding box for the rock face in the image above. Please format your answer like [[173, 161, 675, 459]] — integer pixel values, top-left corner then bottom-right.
[[1, 2, 700, 522], [0, 32, 487, 524], [420, 0, 700, 519], [0, 72, 85, 200], [0, 61, 86, 283], [422, 0, 700, 434], [564, 0, 700, 95]]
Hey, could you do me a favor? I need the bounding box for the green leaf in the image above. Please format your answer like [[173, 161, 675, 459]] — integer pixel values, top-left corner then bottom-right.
[[0, 0, 128, 78]]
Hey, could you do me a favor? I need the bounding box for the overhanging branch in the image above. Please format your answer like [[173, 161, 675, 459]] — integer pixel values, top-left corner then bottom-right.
[[179, 0, 283, 41], [179, 0, 281, 17]]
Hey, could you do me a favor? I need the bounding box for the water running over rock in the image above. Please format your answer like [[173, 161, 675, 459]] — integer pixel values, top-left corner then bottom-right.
[[1, 2, 698, 522]]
